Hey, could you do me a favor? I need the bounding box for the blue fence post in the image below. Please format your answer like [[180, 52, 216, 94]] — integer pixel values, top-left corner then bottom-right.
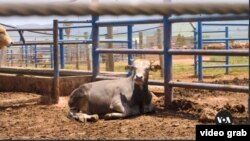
[[25, 45, 28, 67], [59, 28, 64, 69], [225, 26, 229, 74], [193, 28, 197, 76], [34, 45, 37, 68], [50, 44, 53, 68], [92, 16, 100, 80], [127, 25, 133, 65], [163, 16, 173, 108], [197, 21, 203, 81]]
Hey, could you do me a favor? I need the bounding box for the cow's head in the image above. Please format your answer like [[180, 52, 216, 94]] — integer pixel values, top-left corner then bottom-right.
[[0, 25, 13, 49], [129, 59, 159, 85]]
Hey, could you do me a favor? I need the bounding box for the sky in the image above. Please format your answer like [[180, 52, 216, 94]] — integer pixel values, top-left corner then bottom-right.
[[0, 0, 249, 26]]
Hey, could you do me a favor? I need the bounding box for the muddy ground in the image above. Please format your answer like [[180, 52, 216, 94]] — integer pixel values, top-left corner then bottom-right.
[[0, 77, 249, 140]]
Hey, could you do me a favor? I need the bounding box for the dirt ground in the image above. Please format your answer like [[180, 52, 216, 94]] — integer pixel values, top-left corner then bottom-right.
[[0, 77, 248, 140]]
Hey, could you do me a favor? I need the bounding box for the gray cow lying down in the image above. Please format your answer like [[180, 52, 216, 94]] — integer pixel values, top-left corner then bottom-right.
[[68, 59, 158, 122]]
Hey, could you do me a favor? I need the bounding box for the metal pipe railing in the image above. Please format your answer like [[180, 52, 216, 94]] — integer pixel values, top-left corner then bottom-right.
[[96, 18, 162, 26], [100, 39, 129, 43], [197, 21, 203, 81], [58, 20, 92, 24], [169, 81, 249, 93], [203, 64, 249, 68], [12, 39, 131, 46], [12, 40, 92, 46], [59, 28, 64, 69], [196, 41, 226, 44], [201, 30, 226, 33], [203, 38, 249, 41], [203, 60, 226, 63], [91, 16, 99, 81], [169, 49, 249, 56], [169, 14, 249, 23], [225, 26, 229, 74], [127, 25, 133, 65], [202, 23, 249, 26], [6, 28, 53, 31], [96, 48, 163, 54], [193, 28, 198, 76], [59, 25, 92, 29]]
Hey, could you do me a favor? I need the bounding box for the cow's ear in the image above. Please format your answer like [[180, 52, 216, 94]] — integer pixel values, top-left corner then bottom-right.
[[125, 65, 133, 71], [149, 65, 157, 72]]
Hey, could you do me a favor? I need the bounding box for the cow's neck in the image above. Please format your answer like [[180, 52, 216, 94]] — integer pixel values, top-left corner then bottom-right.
[[135, 78, 149, 92], [133, 78, 149, 114]]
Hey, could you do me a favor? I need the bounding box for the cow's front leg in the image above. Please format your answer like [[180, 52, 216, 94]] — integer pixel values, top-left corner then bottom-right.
[[104, 112, 127, 120], [104, 105, 141, 119], [104, 101, 129, 120]]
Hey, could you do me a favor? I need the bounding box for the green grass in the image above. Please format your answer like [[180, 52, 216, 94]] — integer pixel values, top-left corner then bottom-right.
[[203, 56, 249, 76], [150, 56, 249, 80]]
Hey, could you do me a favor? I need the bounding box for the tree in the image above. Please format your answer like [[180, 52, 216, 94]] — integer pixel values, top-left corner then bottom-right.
[[176, 33, 186, 47], [180, 35, 186, 46], [176, 33, 181, 46]]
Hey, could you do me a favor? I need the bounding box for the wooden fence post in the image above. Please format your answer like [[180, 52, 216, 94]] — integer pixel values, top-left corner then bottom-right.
[[84, 32, 91, 70], [139, 32, 144, 59], [105, 26, 114, 71], [76, 44, 80, 70]]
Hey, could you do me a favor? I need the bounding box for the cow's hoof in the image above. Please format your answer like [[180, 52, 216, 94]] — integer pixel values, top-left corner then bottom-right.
[[89, 114, 99, 122], [78, 117, 87, 123], [76, 113, 87, 123]]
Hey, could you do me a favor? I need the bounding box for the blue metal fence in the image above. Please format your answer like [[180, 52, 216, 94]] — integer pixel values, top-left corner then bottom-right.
[[194, 21, 249, 80], [87, 14, 249, 110]]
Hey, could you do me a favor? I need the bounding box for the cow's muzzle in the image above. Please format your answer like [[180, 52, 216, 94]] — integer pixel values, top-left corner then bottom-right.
[[134, 75, 144, 84], [135, 75, 143, 81]]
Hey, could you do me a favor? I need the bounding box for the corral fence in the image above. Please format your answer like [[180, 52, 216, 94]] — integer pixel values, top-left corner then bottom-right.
[[193, 22, 249, 80], [0, 2, 249, 121]]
